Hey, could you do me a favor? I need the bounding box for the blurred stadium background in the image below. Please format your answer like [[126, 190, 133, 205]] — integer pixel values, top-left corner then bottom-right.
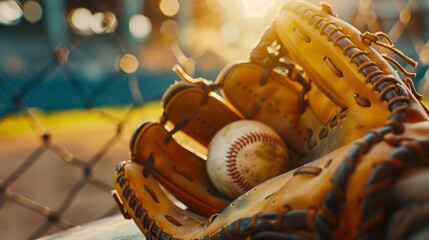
[[0, 0, 428, 239]]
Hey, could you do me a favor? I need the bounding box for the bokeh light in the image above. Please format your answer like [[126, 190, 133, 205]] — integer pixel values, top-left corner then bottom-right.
[[217, 0, 229, 9], [68, 8, 92, 34], [129, 14, 152, 39], [91, 12, 104, 34], [159, 0, 180, 17], [91, 11, 117, 34], [420, 46, 429, 65], [68, 9, 117, 35], [160, 19, 178, 39], [240, 0, 275, 18], [220, 21, 241, 45], [0, 0, 23, 25], [104, 11, 118, 33], [23, 1, 42, 23], [205, 0, 222, 12], [119, 54, 139, 74], [399, 8, 411, 24]]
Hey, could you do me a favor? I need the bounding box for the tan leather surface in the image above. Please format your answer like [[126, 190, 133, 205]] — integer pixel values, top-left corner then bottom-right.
[[114, 161, 208, 237], [218, 61, 308, 164], [131, 122, 229, 216], [113, 0, 429, 239], [274, 0, 428, 158], [162, 82, 242, 147], [117, 122, 429, 239]]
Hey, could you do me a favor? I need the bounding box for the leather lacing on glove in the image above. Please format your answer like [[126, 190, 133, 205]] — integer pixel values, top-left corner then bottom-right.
[[112, 1, 429, 239]]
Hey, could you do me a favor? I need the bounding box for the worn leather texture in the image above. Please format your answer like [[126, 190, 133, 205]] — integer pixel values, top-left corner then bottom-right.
[[113, 1, 429, 239]]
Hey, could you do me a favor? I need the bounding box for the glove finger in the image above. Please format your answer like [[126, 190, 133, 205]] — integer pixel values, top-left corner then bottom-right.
[[276, 0, 392, 109], [130, 121, 229, 216], [274, 0, 410, 142], [114, 160, 210, 239], [161, 81, 242, 147]]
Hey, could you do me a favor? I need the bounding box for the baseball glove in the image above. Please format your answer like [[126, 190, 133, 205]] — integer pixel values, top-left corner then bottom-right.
[[112, 0, 429, 239]]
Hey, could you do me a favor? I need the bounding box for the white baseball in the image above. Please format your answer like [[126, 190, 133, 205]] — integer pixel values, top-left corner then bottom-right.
[[206, 120, 289, 199]]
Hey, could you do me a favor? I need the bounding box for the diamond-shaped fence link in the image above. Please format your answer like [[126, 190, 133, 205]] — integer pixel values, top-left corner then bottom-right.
[[0, 0, 428, 239]]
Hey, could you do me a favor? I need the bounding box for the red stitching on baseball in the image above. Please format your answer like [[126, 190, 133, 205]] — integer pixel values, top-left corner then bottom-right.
[[226, 131, 285, 192]]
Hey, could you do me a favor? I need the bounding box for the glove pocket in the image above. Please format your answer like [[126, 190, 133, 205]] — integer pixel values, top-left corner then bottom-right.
[[130, 121, 230, 216]]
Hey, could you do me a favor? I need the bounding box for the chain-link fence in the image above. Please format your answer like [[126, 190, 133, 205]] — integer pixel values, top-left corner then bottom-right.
[[0, 27, 166, 240], [0, 1, 175, 239], [0, 0, 428, 239]]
